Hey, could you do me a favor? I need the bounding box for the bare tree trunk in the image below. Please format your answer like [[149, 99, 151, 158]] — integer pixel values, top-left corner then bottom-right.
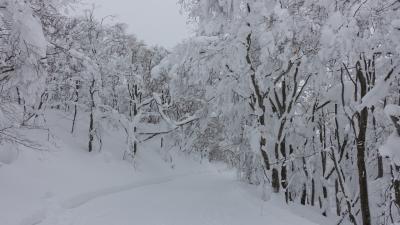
[[71, 87, 79, 134], [245, 31, 271, 181], [133, 126, 137, 155], [389, 115, 400, 208], [16, 87, 22, 105], [126, 82, 141, 159], [335, 179, 341, 216], [355, 62, 371, 225], [331, 147, 358, 225], [88, 109, 94, 152], [311, 178, 315, 206], [280, 137, 289, 202], [301, 183, 307, 205], [392, 165, 400, 208], [88, 78, 96, 153], [319, 117, 328, 216], [71, 104, 78, 134]]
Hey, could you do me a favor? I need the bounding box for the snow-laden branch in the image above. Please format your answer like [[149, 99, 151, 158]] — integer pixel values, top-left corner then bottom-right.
[[357, 67, 397, 110], [152, 93, 199, 128], [136, 93, 200, 142]]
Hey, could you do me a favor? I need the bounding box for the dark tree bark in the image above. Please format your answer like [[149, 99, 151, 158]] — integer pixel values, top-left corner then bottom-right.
[[301, 183, 307, 205], [245, 30, 271, 180], [355, 61, 371, 225], [71, 83, 79, 134], [127, 82, 141, 158], [389, 115, 400, 208], [335, 179, 341, 216], [392, 165, 400, 209], [88, 78, 96, 153], [311, 178, 315, 206], [271, 169, 280, 193], [71, 104, 78, 134]]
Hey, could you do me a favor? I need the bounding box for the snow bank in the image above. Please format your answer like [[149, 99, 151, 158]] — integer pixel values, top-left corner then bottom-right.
[[380, 105, 400, 165], [393, 19, 400, 29], [380, 133, 400, 165], [384, 104, 400, 118], [0, 142, 18, 164]]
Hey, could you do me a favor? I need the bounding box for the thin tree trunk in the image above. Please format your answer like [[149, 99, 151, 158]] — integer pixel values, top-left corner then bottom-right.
[[392, 165, 400, 208], [301, 183, 307, 205], [335, 179, 341, 216], [389, 115, 400, 207], [88, 78, 96, 153], [311, 178, 315, 206], [88, 109, 94, 152], [245, 30, 271, 181], [355, 62, 371, 225], [71, 104, 78, 134], [71, 90, 79, 134]]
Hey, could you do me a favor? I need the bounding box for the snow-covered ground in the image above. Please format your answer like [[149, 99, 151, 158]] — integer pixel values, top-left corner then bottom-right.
[[0, 111, 332, 225]]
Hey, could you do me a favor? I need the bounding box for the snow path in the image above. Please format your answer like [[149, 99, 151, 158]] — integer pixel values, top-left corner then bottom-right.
[[2, 112, 328, 225], [19, 171, 209, 225], [22, 170, 322, 225], [61, 176, 174, 210]]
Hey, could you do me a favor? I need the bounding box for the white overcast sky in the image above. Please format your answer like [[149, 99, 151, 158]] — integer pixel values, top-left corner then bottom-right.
[[80, 0, 192, 48]]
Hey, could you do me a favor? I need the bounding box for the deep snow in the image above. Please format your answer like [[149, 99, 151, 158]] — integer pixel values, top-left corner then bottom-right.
[[0, 111, 332, 225]]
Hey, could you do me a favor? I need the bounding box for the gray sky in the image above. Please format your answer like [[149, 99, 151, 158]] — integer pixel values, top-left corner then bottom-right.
[[81, 0, 192, 48]]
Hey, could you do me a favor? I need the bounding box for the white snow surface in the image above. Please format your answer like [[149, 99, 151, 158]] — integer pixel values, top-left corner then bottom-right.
[[385, 104, 400, 118], [393, 19, 400, 28], [358, 76, 392, 110], [380, 104, 400, 165], [380, 133, 400, 165], [0, 111, 330, 225]]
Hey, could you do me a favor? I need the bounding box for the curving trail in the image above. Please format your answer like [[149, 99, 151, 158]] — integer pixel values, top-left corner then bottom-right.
[[3, 112, 330, 225], [22, 170, 324, 225]]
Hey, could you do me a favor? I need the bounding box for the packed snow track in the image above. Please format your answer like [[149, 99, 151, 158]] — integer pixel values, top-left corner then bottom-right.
[[19, 171, 323, 225]]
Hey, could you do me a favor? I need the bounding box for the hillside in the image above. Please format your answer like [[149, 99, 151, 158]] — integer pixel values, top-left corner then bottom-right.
[[0, 111, 331, 225]]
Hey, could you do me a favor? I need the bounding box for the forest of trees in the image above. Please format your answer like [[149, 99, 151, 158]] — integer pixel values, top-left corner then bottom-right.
[[1, 0, 400, 225]]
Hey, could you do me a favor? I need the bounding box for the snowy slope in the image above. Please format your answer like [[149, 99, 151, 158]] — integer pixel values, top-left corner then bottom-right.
[[0, 111, 331, 225]]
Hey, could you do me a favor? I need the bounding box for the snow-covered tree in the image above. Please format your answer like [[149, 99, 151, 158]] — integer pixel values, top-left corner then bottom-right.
[[165, 0, 400, 224]]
